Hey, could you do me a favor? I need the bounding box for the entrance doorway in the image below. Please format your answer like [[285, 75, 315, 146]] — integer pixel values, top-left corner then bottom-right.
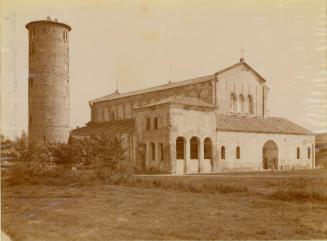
[[262, 140, 278, 170]]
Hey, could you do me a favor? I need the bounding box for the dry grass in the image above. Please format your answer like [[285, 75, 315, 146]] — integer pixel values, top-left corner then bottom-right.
[[269, 188, 327, 202], [2, 169, 327, 240], [127, 177, 249, 194]]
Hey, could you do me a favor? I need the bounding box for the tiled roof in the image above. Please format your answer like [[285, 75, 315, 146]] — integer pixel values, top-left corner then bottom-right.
[[89, 61, 268, 105], [89, 75, 214, 105], [138, 96, 214, 108], [70, 119, 135, 137], [216, 115, 312, 135]]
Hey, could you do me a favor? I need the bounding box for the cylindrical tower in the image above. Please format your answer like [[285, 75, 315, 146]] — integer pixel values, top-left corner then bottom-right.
[[25, 17, 71, 144]]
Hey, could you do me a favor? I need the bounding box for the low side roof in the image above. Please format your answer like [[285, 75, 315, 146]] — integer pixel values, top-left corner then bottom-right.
[[70, 119, 135, 137], [216, 115, 312, 135]]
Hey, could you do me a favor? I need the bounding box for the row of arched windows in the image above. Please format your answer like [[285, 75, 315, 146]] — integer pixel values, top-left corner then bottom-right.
[[146, 117, 158, 130], [230, 93, 253, 114], [95, 99, 159, 122], [175, 140, 311, 161], [96, 104, 133, 121], [176, 137, 212, 160]]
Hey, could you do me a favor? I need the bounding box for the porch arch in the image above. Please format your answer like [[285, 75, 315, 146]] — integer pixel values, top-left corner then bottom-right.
[[262, 140, 278, 170], [176, 136, 186, 175]]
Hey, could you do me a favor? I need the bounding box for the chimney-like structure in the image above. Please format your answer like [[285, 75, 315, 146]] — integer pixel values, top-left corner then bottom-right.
[[25, 18, 71, 144]]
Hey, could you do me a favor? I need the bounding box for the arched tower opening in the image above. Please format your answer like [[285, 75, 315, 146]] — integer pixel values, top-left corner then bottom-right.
[[25, 18, 71, 144]]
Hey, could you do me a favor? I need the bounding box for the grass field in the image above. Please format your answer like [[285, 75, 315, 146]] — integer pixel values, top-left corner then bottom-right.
[[2, 169, 327, 240]]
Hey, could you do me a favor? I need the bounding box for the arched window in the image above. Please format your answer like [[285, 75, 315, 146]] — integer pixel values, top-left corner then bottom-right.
[[29, 115, 33, 124], [247, 95, 254, 114], [236, 146, 240, 159], [176, 137, 185, 159], [230, 93, 237, 113], [221, 146, 225, 159], [151, 143, 155, 161], [153, 117, 158, 129], [190, 137, 199, 159], [297, 147, 300, 159], [159, 143, 164, 161], [307, 147, 311, 159], [146, 118, 151, 130], [204, 138, 212, 159], [239, 94, 245, 113]]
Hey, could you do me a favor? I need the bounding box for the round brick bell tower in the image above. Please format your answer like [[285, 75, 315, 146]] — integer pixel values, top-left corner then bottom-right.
[[26, 17, 71, 144]]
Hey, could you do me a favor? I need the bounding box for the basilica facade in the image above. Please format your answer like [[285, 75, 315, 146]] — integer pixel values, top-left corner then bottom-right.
[[71, 60, 315, 174]]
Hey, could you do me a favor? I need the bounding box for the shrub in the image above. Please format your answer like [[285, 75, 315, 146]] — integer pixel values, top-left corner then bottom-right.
[[5, 133, 130, 186]]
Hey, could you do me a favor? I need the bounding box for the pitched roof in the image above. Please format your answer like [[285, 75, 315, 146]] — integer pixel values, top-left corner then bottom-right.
[[215, 61, 267, 83], [89, 61, 267, 105], [137, 96, 214, 109], [70, 119, 135, 137], [89, 75, 214, 105], [216, 115, 312, 135]]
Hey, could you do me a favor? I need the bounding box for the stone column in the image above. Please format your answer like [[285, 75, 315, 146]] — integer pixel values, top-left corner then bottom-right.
[[211, 141, 217, 172], [199, 138, 204, 173], [169, 140, 176, 174], [185, 138, 190, 174]]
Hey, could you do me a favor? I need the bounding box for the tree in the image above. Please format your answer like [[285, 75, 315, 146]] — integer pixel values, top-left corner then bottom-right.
[[86, 134, 126, 181]]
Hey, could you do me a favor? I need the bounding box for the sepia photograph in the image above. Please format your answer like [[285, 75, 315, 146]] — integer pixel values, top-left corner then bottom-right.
[[1, 0, 327, 240]]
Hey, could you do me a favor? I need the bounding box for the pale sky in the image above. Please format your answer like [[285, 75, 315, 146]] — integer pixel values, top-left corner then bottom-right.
[[1, 0, 326, 139]]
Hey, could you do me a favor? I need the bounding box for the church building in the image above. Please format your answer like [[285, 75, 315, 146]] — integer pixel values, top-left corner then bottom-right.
[[71, 60, 315, 174]]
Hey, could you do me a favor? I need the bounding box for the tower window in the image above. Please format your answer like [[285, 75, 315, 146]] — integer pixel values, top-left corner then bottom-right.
[[29, 77, 33, 87], [29, 43, 35, 55], [48, 117, 51, 122], [63, 30, 68, 41], [29, 115, 32, 124]]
